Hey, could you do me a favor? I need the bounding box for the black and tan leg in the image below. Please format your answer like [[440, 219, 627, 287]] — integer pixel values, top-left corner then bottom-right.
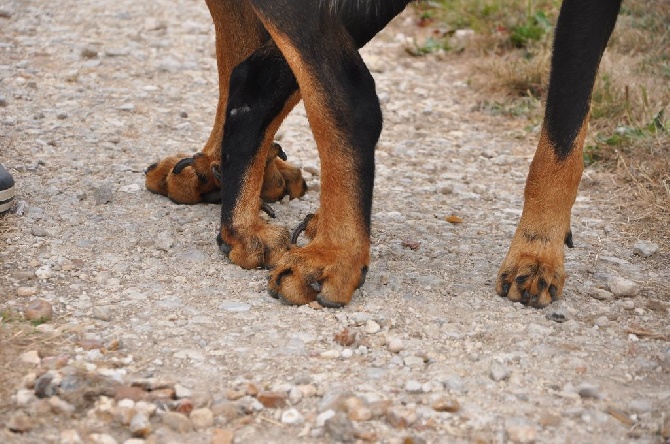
[[144, 0, 306, 205], [497, 0, 622, 307]]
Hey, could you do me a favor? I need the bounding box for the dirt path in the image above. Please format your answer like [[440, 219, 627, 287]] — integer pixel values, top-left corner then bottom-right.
[[1, 1, 668, 443]]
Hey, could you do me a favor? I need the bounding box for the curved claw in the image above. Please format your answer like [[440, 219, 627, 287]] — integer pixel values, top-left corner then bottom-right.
[[145, 162, 158, 174], [310, 281, 322, 293], [216, 232, 231, 255], [173, 157, 195, 174], [261, 202, 276, 219], [316, 295, 346, 309], [273, 142, 288, 161], [291, 213, 314, 244]]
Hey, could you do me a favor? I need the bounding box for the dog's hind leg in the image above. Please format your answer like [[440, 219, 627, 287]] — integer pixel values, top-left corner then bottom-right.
[[497, 0, 622, 308], [144, 1, 305, 205]]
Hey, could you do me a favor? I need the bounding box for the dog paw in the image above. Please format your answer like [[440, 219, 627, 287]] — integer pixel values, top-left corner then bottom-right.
[[267, 242, 368, 307], [218, 223, 291, 270], [496, 233, 570, 308], [261, 143, 308, 203], [145, 152, 220, 204]]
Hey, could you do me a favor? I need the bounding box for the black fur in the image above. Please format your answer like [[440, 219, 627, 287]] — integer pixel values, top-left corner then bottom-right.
[[545, 0, 622, 159]]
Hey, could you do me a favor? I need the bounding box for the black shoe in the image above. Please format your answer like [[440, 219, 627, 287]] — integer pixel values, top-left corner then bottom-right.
[[0, 164, 15, 214]]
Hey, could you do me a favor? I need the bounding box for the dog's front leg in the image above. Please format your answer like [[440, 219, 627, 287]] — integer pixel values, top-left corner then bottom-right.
[[497, 0, 623, 307]]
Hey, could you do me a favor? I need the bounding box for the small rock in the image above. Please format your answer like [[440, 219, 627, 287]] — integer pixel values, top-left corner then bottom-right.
[[505, 417, 537, 443], [129, 413, 151, 437], [162, 412, 193, 433], [94, 184, 113, 205], [49, 396, 75, 415], [577, 383, 601, 400], [60, 429, 83, 444], [16, 388, 36, 406], [17, 287, 38, 297], [20, 350, 41, 365], [56, 112, 69, 120], [211, 401, 239, 422], [386, 406, 416, 428], [8, 412, 32, 433], [281, 408, 304, 425], [257, 391, 288, 408], [607, 276, 639, 297], [405, 380, 422, 393], [211, 428, 235, 444], [431, 398, 460, 413], [403, 356, 424, 367], [25, 299, 53, 322], [32, 226, 48, 237], [364, 320, 381, 334], [288, 386, 303, 405], [388, 337, 405, 353], [490, 361, 511, 382], [324, 412, 356, 442], [628, 399, 653, 414], [320, 349, 341, 359], [190, 408, 214, 429], [316, 409, 337, 427], [590, 288, 614, 301], [34, 373, 56, 398], [344, 397, 372, 422], [174, 383, 192, 399], [334, 327, 356, 346], [81, 47, 98, 59], [93, 306, 113, 321], [88, 434, 118, 444], [633, 240, 658, 258]]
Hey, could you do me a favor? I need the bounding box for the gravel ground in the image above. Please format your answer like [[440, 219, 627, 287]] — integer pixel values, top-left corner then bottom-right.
[[1, 1, 669, 443]]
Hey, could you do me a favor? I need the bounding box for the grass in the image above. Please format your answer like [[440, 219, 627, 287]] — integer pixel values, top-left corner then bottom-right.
[[410, 0, 669, 225]]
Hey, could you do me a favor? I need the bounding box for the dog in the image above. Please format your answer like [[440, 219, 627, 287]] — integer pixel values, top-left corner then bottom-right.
[[145, 0, 622, 308]]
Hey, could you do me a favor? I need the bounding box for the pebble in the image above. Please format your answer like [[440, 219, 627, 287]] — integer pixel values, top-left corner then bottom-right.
[[628, 399, 653, 414], [211, 401, 239, 422], [257, 390, 288, 408], [81, 47, 98, 59], [88, 434, 118, 444], [25, 299, 53, 322], [316, 409, 337, 427], [607, 276, 640, 297], [405, 380, 422, 393], [8, 412, 33, 432], [211, 428, 235, 444], [505, 417, 537, 443], [16, 388, 36, 406], [403, 356, 424, 367], [34, 373, 57, 398], [324, 412, 356, 442], [20, 350, 41, 365], [387, 337, 405, 353], [577, 383, 601, 400], [344, 396, 372, 421], [17, 286, 38, 297], [49, 396, 75, 415], [633, 240, 658, 258], [321, 349, 341, 358], [129, 413, 151, 437], [386, 406, 416, 428], [490, 361, 511, 382], [590, 288, 614, 301], [31, 225, 48, 237], [93, 306, 113, 321], [94, 184, 114, 205], [281, 407, 304, 425], [174, 383, 192, 399], [364, 320, 381, 334], [190, 407, 214, 429], [431, 397, 460, 413], [60, 429, 83, 444], [162, 412, 193, 433]]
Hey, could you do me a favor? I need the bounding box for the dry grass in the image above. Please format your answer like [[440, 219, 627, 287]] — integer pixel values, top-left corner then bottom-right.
[[412, 0, 669, 231]]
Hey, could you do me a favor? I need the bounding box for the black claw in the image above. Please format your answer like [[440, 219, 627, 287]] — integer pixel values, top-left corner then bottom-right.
[[274, 142, 288, 161], [501, 282, 511, 297], [267, 289, 280, 299], [261, 202, 276, 219], [211, 165, 221, 182], [520, 290, 531, 305], [357, 266, 369, 289], [291, 213, 314, 244], [316, 294, 345, 309], [216, 232, 231, 255], [530, 294, 540, 307], [310, 281, 322, 293], [173, 157, 195, 174], [565, 230, 574, 248], [549, 285, 559, 301], [145, 162, 158, 174]]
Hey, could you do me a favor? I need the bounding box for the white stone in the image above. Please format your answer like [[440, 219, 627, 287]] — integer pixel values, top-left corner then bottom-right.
[[281, 408, 304, 425]]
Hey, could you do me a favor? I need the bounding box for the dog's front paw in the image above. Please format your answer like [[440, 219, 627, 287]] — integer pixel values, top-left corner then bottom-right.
[[260, 143, 308, 203], [267, 242, 368, 307], [218, 223, 291, 270], [145, 152, 219, 204], [496, 230, 571, 308]]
